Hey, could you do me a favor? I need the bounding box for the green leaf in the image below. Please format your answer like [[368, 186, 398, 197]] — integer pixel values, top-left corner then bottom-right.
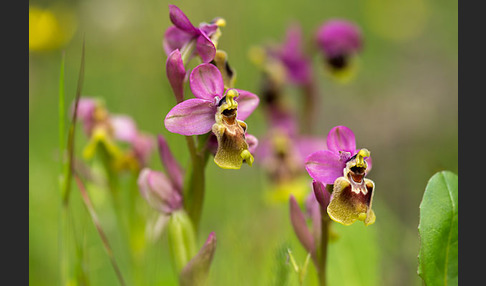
[[418, 171, 458, 285]]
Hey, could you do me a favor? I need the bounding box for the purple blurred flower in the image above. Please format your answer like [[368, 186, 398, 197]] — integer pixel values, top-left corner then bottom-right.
[[275, 24, 313, 85], [110, 114, 155, 168], [265, 24, 312, 85], [73, 97, 155, 169], [137, 135, 184, 215], [164, 63, 259, 169], [256, 106, 325, 183], [163, 5, 219, 63], [110, 115, 138, 143], [315, 19, 363, 71], [75, 97, 97, 135], [131, 132, 156, 167], [305, 125, 372, 185]]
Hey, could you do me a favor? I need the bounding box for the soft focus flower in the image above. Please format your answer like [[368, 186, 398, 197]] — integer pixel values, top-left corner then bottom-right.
[[305, 126, 376, 226], [256, 108, 325, 203], [29, 5, 76, 52], [315, 19, 363, 82], [269, 23, 313, 85], [163, 5, 222, 63], [164, 63, 259, 169], [73, 97, 154, 171], [305, 125, 371, 185]]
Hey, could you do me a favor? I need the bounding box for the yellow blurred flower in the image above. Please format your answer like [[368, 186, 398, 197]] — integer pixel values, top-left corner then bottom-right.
[[264, 176, 311, 205], [29, 5, 76, 52]]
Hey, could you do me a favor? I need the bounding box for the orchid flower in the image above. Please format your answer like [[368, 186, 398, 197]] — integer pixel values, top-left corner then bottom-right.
[[163, 5, 223, 63], [315, 19, 363, 81], [305, 125, 375, 226], [270, 23, 313, 85], [164, 63, 259, 169], [74, 97, 155, 171]]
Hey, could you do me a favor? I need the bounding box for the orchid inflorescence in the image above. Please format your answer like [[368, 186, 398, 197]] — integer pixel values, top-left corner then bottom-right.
[[69, 4, 375, 285]]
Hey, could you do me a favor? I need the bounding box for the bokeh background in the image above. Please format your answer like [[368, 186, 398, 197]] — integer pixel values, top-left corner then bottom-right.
[[29, 0, 458, 285]]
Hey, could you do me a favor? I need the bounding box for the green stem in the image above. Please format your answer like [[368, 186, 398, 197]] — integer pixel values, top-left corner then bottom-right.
[[183, 149, 210, 233], [318, 212, 330, 286]]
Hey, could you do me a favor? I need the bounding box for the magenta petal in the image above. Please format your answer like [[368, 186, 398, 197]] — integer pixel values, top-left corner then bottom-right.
[[168, 5, 198, 34], [164, 98, 215, 135], [199, 23, 218, 37], [190, 64, 223, 100], [166, 49, 186, 103], [163, 26, 194, 55], [110, 115, 138, 143], [157, 135, 184, 192], [235, 89, 260, 121], [326, 125, 356, 153], [305, 150, 345, 185], [196, 33, 216, 63]]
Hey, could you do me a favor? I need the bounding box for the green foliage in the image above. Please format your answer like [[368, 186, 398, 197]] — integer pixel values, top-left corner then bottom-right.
[[327, 222, 380, 286], [418, 171, 458, 285]]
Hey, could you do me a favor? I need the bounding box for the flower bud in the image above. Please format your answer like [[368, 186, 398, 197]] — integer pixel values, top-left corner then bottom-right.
[[179, 232, 217, 286]]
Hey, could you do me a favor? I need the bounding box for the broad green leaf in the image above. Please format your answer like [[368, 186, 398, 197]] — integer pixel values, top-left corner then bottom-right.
[[418, 171, 458, 285]]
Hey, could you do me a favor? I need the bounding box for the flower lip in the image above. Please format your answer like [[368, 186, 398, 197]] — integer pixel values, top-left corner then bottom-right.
[[327, 54, 348, 70], [222, 108, 237, 118]]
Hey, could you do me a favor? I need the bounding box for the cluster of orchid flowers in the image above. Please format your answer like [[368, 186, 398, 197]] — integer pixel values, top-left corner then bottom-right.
[[72, 4, 376, 285], [250, 13, 375, 284]]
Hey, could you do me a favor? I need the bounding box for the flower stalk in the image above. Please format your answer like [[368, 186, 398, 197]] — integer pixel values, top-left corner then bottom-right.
[[317, 205, 330, 286]]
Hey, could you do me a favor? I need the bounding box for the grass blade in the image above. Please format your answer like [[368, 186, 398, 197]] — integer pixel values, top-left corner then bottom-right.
[[62, 37, 85, 206], [74, 173, 127, 286]]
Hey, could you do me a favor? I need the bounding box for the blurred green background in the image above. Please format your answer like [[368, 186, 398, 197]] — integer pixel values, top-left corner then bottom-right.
[[29, 0, 457, 285]]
